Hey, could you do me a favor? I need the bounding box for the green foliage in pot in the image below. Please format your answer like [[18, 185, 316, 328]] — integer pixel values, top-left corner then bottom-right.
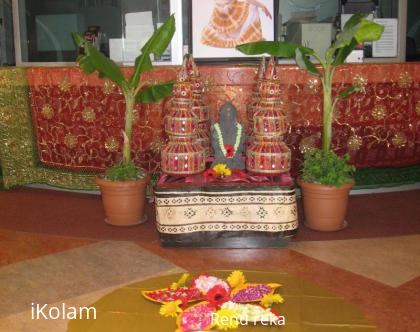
[[72, 15, 176, 181], [236, 13, 384, 186], [301, 150, 355, 187]]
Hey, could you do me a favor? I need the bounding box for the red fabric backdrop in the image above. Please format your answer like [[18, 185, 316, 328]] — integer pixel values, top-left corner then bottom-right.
[[26, 64, 420, 175]]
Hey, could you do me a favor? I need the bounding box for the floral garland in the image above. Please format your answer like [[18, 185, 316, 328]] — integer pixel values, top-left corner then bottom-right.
[[214, 123, 243, 158], [142, 271, 285, 331]]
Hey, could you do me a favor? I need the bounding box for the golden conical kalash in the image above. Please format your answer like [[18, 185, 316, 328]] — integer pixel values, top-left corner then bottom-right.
[[186, 54, 211, 157], [161, 57, 205, 175], [246, 57, 291, 175]]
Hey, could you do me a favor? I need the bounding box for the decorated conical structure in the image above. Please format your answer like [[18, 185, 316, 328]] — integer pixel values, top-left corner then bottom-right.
[[186, 55, 211, 157], [247, 56, 266, 130], [161, 57, 206, 175], [246, 57, 291, 175]]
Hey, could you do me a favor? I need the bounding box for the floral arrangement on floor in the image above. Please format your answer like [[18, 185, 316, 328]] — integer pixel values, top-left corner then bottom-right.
[[142, 271, 284, 331]]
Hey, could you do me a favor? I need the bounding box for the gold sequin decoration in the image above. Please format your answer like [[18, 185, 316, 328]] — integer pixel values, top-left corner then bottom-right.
[[372, 105, 386, 120], [392, 132, 407, 148], [398, 72, 413, 89], [82, 107, 96, 122], [348, 135, 363, 151], [305, 78, 320, 94], [64, 133, 77, 148], [41, 104, 54, 120], [0, 68, 97, 190], [103, 80, 115, 95], [353, 75, 368, 90], [299, 135, 317, 154], [58, 76, 71, 92], [416, 101, 420, 115], [105, 136, 119, 152]]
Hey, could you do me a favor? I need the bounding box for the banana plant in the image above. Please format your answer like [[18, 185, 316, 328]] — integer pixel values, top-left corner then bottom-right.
[[237, 13, 384, 154], [72, 15, 176, 180]]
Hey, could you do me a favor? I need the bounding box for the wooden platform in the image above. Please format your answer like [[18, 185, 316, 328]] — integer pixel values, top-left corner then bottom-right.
[[155, 175, 298, 248]]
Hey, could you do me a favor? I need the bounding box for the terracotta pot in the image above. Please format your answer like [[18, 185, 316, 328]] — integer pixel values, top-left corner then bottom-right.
[[96, 175, 150, 226], [298, 178, 354, 231]]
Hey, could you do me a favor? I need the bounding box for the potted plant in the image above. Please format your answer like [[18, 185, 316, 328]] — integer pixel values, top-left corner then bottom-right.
[[72, 15, 176, 226], [237, 13, 384, 231]]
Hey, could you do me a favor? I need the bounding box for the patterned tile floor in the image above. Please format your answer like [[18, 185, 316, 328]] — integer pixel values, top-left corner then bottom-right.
[[1, 191, 420, 331]]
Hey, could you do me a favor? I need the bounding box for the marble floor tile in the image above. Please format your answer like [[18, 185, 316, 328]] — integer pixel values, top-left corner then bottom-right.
[[0, 240, 177, 318], [291, 235, 420, 287], [0, 267, 184, 332]]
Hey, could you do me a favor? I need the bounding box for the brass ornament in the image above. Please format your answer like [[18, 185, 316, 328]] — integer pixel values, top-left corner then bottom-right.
[[398, 72, 413, 89], [347, 135, 363, 151], [64, 133, 77, 148], [105, 136, 119, 152], [82, 107, 96, 122], [392, 132, 407, 148], [372, 105, 386, 120]]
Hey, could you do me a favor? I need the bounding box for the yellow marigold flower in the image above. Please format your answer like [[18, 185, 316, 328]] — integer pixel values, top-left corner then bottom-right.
[[214, 308, 239, 330], [227, 270, 246, 289], [213, 163, 232, 178], [260, 294, 284, 307], [170, 273, 190, 290], [159, 300, 183, 318]]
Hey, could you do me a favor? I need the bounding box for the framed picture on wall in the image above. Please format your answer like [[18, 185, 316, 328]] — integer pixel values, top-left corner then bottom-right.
[[190, 0, 276, 61]]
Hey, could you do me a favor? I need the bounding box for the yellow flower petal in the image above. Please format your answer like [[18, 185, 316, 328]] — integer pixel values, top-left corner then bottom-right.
[[214, 308, 239, 330], [227, 271, 246, 289], [213, 163, 232, 178], [159, 300, 183, 318], [170, 273, 190, 290], [260, 294, 284, 307]]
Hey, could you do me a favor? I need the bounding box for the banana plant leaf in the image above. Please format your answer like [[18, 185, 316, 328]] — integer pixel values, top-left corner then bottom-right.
[[136, 82, 174, 103], [72, 32, 125, 86], [236, 41, 302, 58], [295, 48, 320, 76], [338, 86, 359, 99], [130, 14, 176, 87]]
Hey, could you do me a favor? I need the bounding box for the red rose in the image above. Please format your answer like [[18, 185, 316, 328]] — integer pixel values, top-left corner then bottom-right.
[[203, 169, 219, 180], [224, 144, 234, 158], [206, 285, 230, 308]]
